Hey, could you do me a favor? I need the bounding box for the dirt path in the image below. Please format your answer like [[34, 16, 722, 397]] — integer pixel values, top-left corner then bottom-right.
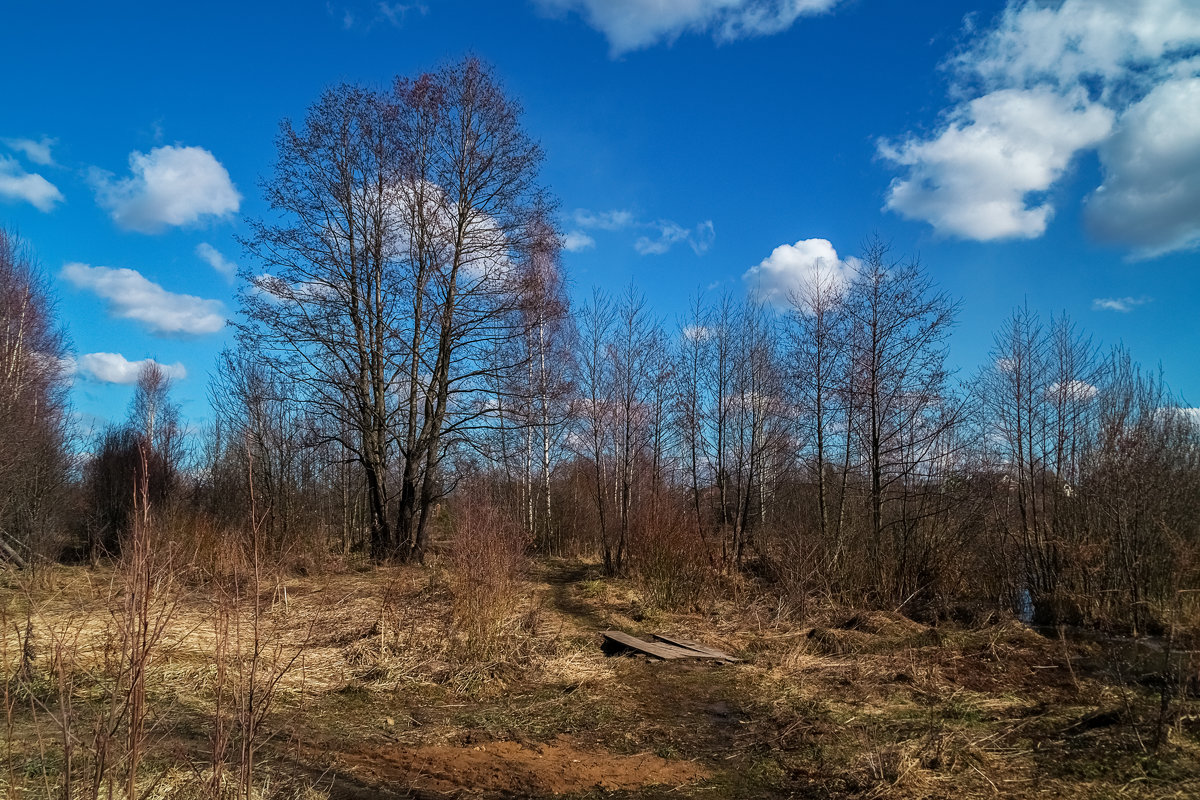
[[276, 560, 729, 799], [330, 736, 709, 797], [538, 558, 610, 634]]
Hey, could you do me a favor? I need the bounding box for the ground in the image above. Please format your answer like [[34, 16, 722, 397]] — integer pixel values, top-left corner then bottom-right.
[[2, 558, 1199, 799]]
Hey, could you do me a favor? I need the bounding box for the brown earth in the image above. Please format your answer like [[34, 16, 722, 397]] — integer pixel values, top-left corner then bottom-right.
[[335, 735, 709, 796]]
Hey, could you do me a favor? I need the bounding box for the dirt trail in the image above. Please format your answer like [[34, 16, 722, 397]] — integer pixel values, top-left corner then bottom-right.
[[538, 559, 609, 634], [336, 736, 709, 796], [296, 561, 721, 798]]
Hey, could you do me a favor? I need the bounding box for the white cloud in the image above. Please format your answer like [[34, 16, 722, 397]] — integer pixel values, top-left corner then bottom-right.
[[1048, 380, 1098, 402], [635, 220, 714, 255], [378, 2, 426, 27], [742, 237, 855, 303], [573, 208, 634, 230], [77, 353, 187, 385], [536, 0, 841, 54], [882, 0, 1200, 254], [91, 145, 241, 233], [562, 230, 596, 252], [326, 1, 427, 30], [3, 136, 56, 166], [0, 156, 63, 212], [956, 0, 1200, 97], [196, 242, 237, 281], [881, 89, 1113, 240], [61, 262, 226, 336], [1085, 77, 1200, 257], [1092, 296, 1150, 313], [572, 208, 713, 255]]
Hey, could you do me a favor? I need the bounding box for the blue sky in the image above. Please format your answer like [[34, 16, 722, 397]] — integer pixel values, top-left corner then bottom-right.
[[2, 0, 1198, 434]]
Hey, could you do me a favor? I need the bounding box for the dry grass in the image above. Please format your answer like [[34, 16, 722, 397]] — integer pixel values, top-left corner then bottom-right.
[[445, 494, 534, 667], [1, 558, 1198, 799]]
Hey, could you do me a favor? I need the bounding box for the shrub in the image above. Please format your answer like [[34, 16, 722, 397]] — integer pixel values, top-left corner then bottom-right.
[[630, 497, 711, 611], [446, 492, 530, 662]]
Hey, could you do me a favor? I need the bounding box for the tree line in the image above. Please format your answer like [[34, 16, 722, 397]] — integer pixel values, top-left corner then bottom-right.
[[2, 58, 1197, 635]]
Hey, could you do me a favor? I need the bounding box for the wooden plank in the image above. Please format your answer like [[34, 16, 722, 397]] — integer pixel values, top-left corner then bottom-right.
[[652, 634, 739, 662], [602, 631, 708, 660]]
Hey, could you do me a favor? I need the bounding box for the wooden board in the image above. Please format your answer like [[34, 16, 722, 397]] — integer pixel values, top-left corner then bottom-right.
[[602, 631, 696, 659], [652, 634, 739, 662], [602, 630, 733, 661]]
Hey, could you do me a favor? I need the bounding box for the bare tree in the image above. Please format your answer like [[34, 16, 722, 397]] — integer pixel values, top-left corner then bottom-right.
[[609, 283, 660, 573], [574, 289, 617, 571], [81, 364, 183, 560], [208, 347, 342, 553], [975, 307, 1101, 622], [389, 60, 551, 562], [241, 59, 555, 561], [674, 293, 714, 564], [130, 362, 183, 495], [240, 82, 405, 559], [724, 299, 787, 567], [843, 239, 959, 602], [787, 267, 849, 571], [516, 225, 574, 552], [703, 292, 738, 565], [1081, 348, 1199, 633], [0, 228, 71, 563]]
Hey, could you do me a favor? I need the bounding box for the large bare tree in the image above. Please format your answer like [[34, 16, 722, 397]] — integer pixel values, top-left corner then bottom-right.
[[240, 59, 554, 561]]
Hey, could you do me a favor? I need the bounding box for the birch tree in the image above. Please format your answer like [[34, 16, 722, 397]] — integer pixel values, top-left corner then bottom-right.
[[0, 228, 71, 562]]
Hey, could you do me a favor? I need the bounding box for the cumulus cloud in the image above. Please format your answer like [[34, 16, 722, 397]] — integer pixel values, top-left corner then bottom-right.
[[3, 136, 56, 166], [196, 242, 237, 281], [91, 145, 241, 233], [882, 0, 1200, 255], [60, 262, 227, 336], [882, 89, 1113, 240], [635, 220, 715, 255], [1092, 296, 1151, 312], [562, 231, 596, 252], [0, 156, 63, 212], [742, 237, 856, 303], [1085, 77, 1200, 257], [955, 0, 1200, 97], [536, 0, 842, 54], [77, 353, 187, 384]]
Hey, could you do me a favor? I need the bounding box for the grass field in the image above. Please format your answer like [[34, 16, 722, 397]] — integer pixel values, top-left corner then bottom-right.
[[2, 558, 1198, 799]]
